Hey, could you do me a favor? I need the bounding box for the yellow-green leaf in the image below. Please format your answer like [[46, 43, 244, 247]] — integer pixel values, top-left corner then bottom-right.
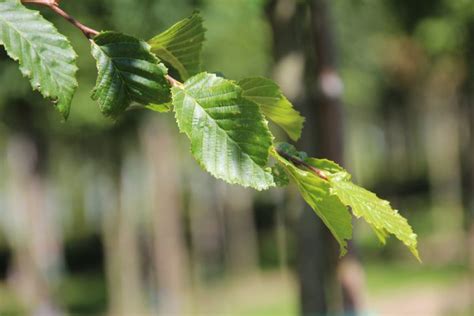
[[273, 149, 352, 255], [239, 77, 305, 141], [149, 12, 205, 80], [309, 158, 420, 261]]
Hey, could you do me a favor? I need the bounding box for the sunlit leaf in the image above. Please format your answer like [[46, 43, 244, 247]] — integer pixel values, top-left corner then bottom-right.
[[309, 158, 420, 260], [149, 12, 205, 80], [239, 77, 304, 141], [273, 148, 352, 255], [172, 72, 275, 190], [0, 0, 78, 118]]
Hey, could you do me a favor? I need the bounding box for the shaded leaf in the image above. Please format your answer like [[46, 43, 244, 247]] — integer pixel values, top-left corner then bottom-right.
[[271, 163, 289, 187], [91, 31, 170, 117], [275, 142, 307, 160]]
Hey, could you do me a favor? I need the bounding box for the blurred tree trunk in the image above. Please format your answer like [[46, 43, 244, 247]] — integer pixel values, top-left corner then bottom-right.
[[272, 189, 291, 274], [5, 130, 63, 315], [188, 173, 224, 285], [102, 149, 147, 316], [421, 59, 464, 238], [301, 0, 344, 313], [222, 185, 259, 276], [267, 0, 365, 314], [464, 21, 474, 272], [141, 117, 191, 316], [266, 0, 332, 314], [306, 1, 366, 313], [266, 0, 330, 313]]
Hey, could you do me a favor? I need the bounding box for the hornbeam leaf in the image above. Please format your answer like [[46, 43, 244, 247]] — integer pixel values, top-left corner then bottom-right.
[[149, 12, 205, 80], [273, 149, 352, 255], [239, 77, 305, 141], [0, 0, 78, 119], [330, 174, 420, 260], [91, 31, 170, 117], [309, 159, 420, 260], [172, 72, 275, 190]]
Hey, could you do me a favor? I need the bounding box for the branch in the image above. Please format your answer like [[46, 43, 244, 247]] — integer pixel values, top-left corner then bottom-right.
[[275, 147, 328, 180], [21, 0, 99, 38]]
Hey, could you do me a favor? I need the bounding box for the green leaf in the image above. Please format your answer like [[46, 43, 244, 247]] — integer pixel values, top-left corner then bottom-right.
[[172, 72, 275, 190], [271, 164, 289, 187], [330, 175, 420, 260], [149, 12, 205, 81], [239, 77, 305, 141], [275, 142, 307, 160], [0, 0, 78, 119], [146, 102, 171, 113], [273, 149, 352, 255], [305, 158, 345, 174], [91, 31, 170, 117], [322, 168, 420, 260]]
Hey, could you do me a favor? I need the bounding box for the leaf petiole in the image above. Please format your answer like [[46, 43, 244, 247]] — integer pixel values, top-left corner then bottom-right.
[[273, 146, 328, 180]]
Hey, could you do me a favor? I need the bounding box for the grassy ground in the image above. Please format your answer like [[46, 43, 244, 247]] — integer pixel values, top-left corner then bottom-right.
[[0, 263, 470, 315], [364, 262, 469, 294]]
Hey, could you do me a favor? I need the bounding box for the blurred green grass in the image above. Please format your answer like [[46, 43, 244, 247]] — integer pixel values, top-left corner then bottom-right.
[[0, 262, 469, 315], [365, 262, 469, 294]]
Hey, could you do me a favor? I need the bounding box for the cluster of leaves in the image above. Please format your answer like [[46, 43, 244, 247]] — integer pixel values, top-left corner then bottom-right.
[[0, 0, 419, 259]]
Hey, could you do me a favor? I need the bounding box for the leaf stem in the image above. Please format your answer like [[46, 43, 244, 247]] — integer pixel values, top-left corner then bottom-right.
[[275, 147, 328, 180], [21, 0, 99, 39], [165, 74, 183, 88]]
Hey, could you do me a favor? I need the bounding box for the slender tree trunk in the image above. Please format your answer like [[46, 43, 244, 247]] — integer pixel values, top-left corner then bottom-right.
[[298, 1, 343, 314], [141, 117, 190, 316], [222, 185, 259, 276], [305, 0, 365, 313], [5, 133, 63, 316], [102, 151, 147, 316], [420, 59, 464, 247], [463, 21, 474, 289], [188, 172, 224, 285], [266, 0, 334, 313]]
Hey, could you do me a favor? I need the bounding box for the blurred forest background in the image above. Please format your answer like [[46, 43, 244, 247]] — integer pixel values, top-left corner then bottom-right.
[[0, 0, 473, 315]]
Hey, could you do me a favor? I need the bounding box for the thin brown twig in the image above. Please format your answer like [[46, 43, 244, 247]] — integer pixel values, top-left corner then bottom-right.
[[22, 0, 98, 38], [276, 148, 328, 180], [48, 4, 99, 38], [21, 0, 181, 87]]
